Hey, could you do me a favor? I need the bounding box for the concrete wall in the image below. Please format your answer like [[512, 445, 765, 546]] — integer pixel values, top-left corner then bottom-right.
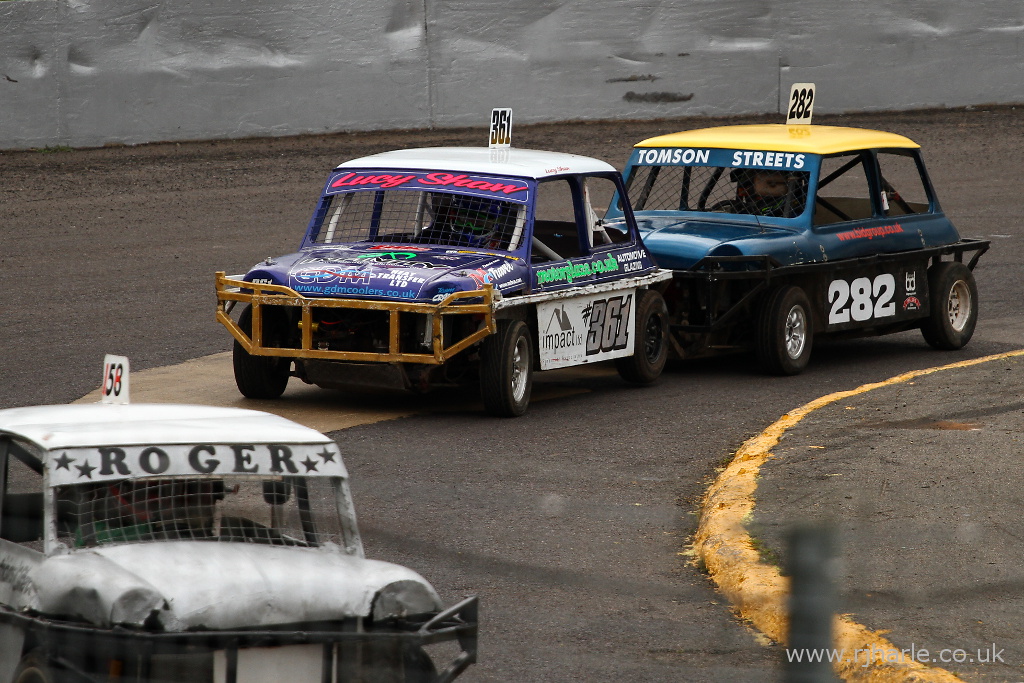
[[2, 0, 1023, 150]]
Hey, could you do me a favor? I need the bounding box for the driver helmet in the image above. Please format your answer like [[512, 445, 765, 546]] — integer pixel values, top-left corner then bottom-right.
[[729, 168, 804, 217], [439, 195, 507, 247]]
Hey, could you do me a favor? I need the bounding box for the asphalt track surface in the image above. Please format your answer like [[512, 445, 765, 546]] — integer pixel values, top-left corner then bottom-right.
[[3, 107, 1024, 681]]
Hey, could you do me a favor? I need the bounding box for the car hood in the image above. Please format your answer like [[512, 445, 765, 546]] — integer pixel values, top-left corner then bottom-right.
[[636, 216, 797, 270], [244, 246, 527, 302], [31, 542, 442, 631]]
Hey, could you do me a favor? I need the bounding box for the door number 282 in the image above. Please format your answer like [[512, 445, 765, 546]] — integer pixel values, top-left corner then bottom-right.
[[828, 274, 895, 324]]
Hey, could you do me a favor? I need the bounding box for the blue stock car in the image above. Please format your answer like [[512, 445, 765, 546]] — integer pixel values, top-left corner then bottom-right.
[[603, 124, 989, 374], [216, 147, 671, 416]]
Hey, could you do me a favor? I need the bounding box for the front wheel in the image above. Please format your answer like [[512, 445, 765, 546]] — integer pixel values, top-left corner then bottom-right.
[[13, 652, 75, 683], [233, 304, 291, 399], [615, 289, 669, 384], [479, 320, 533, 417], [921, 261, 978, 350], [756, 285, 813, 375]]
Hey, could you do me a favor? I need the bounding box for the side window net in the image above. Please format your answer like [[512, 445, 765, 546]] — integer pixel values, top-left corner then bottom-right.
[[311, 190, 526, 252], [55, 476, 346, 549], [626, 165, 809, 218]]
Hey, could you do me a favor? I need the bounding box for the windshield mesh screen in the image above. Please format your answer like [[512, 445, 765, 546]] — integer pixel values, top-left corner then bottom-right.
[[310, 190, 526, 251], [56, 476, 346, 549], [627, 164, 810, 219]]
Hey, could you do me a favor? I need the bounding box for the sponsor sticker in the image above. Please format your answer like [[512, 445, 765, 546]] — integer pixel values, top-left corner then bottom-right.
[[537, 290, 636, 369]]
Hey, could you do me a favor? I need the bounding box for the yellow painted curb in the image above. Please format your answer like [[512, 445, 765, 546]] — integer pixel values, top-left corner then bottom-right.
[[692, 349, 1024, 682]]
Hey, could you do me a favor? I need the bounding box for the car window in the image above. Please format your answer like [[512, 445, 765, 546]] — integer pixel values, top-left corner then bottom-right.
[[309, 188, 527, 252], [814, 153, 874, 226], [1, 443, 45, 549], [625, 163, 810, 219], [55, 476, 348, 549], [583, 176, 630, 247], [533, 178, 583, 261], [876, 150, 931, 216]]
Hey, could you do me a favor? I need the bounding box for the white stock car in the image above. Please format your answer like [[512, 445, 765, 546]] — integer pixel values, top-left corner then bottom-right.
[[0, 403, 476, 683]]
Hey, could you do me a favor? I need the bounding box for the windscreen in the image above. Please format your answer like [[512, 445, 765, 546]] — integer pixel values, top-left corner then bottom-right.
[[307, 170, 532, 251], [56, 476, 347, 549], [626, 157, 810, 219]]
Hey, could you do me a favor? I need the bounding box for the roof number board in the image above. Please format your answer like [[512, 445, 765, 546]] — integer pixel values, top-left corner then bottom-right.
[[786, 83, 815, 125], [101, 354, 130, 405], [489, 108, 512, 148]]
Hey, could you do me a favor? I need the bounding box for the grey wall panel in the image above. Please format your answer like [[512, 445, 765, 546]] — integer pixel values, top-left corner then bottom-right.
[[0, 0, 66, 149], [1, 0, 1022, 150]]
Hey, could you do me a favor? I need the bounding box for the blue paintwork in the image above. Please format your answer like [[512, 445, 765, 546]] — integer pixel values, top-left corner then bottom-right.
[[608, 145, 962, 271], [245, 246, 530, 303]]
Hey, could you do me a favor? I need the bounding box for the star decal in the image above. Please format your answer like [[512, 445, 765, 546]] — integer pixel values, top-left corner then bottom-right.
[[75, 461, 96, 479], [302, 457, 320, 473], [54, 453, 74, 471], [317, 448, 337, 464]]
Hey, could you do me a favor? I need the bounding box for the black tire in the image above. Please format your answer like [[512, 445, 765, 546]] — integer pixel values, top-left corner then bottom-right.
[[921, 261, 978, 350], [233, 304, 291, 399], [13, 652, 65, 683], [479, 320, 533, 417], [756, 285, 813, 375], [615, 289, 669, 384], [402, 646, 438, 683]]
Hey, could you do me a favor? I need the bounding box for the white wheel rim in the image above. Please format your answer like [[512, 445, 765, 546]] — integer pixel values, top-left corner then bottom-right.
[[511, 335, 529, 401], [948, 280, 971, 331], [785, 305, 807, 359]]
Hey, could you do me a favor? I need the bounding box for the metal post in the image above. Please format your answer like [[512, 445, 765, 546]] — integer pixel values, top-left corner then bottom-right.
[[785, 524, 840, 683]]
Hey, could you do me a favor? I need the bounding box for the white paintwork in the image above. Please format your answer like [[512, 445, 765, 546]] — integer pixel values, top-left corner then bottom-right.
[[335, 147, 615, 179], [47, 442, 347, 486], [0, 404, 334, 452], [537, 288, 637, 370], [215, 646, 324, 683], [32, 542, 441, 630], [494, 270, 673, 309]]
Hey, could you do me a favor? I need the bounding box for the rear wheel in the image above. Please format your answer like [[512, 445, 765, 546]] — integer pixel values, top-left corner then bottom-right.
[[479, 320, 533, 417], [615, 289, 669, 384], [756, 285, 813, 375], [921, 261, 978, 350], [233, 304, 291, 399]]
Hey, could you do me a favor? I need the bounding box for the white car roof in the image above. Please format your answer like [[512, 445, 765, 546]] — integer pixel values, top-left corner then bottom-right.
[[334, 147, 616, 179], [0, 403, 334, 451]]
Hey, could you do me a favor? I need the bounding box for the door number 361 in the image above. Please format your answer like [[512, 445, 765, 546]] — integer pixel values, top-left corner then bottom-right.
[[828, 274, 896, 324]]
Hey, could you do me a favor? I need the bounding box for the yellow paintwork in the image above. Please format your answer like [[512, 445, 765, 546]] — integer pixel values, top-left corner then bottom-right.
[[636, 124, 919, 155], [215, 272, 496, 365]]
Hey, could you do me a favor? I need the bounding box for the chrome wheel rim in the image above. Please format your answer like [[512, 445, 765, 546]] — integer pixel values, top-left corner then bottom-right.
[[948, 280, 971, 331], [785, 305, 808, 359], [511, 335, 530, 401]]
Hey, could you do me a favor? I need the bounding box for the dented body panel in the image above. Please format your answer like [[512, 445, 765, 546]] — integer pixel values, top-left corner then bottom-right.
[[0, 404, 477, 683]]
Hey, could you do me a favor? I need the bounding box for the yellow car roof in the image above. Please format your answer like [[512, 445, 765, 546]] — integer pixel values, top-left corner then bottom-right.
[[635, 124, 919, 155]]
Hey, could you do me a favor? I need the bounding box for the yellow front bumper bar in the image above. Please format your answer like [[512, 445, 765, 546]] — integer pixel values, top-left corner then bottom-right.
[[215, 272, 496, 365]]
